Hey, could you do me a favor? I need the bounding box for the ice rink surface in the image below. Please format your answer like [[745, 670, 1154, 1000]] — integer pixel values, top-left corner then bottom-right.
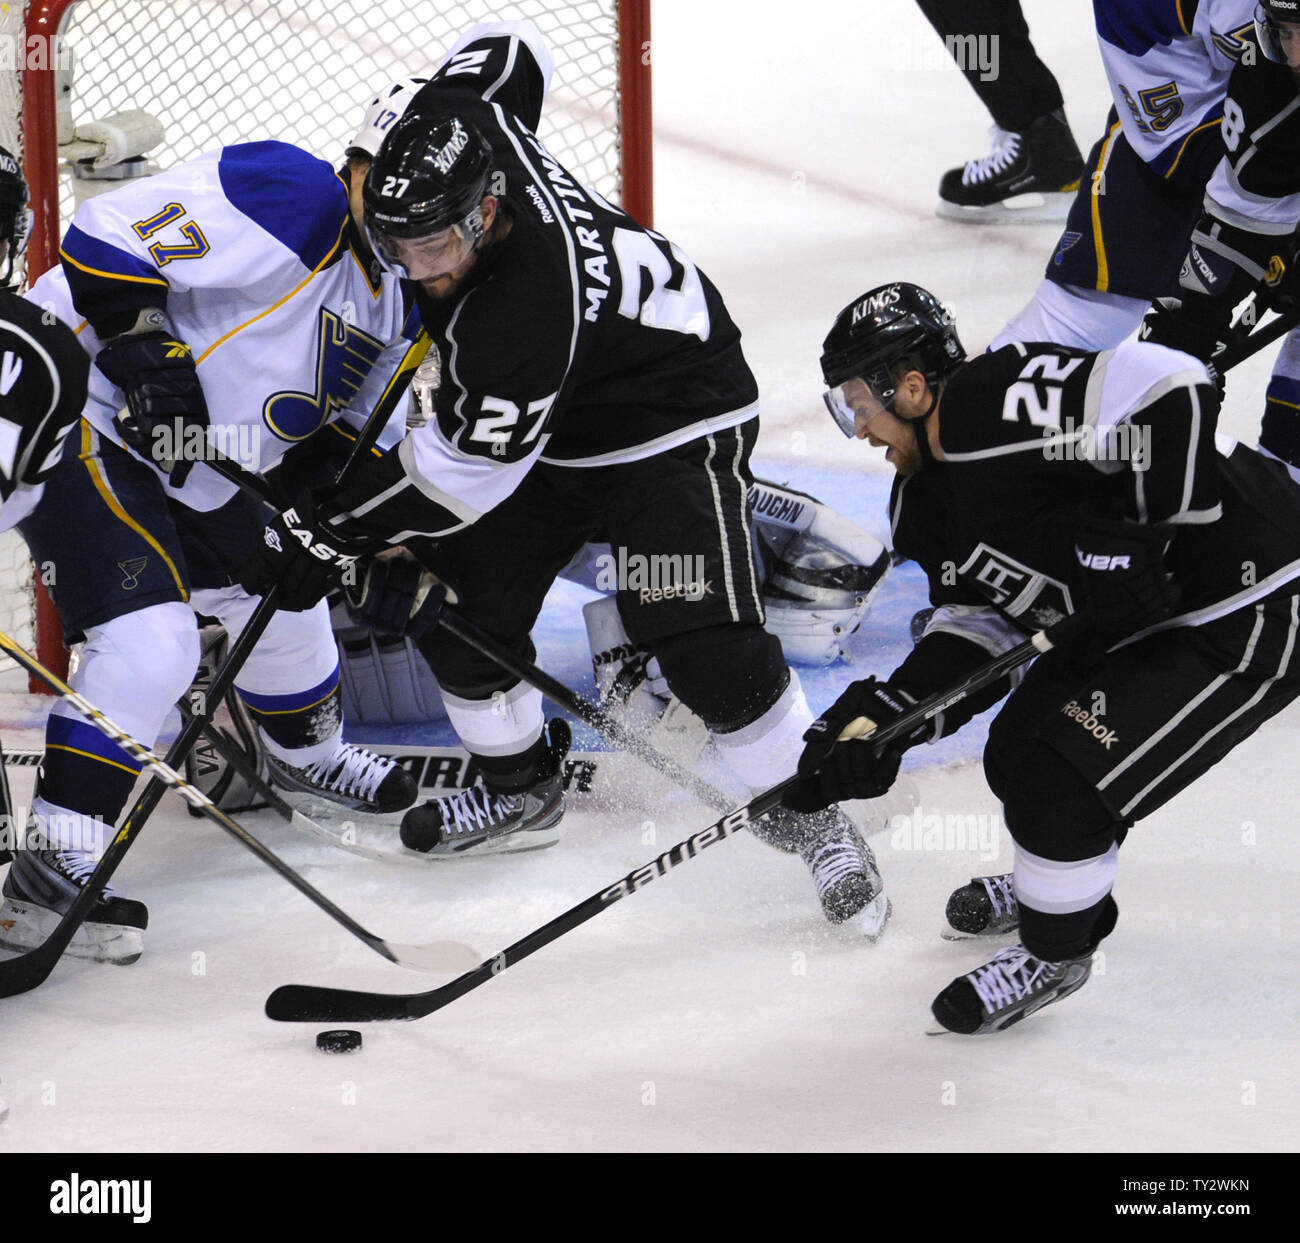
[[1, 1, 1297, 1153]]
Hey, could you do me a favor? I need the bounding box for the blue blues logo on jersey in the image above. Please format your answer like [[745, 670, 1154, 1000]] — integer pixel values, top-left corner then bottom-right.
[[263, 308, 387, 441]]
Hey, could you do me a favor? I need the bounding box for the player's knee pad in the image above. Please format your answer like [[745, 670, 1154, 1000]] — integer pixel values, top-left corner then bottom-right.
[[650, 623, 788, 732], [984, 730, 1121, 863], [76, 602, 200, 739]]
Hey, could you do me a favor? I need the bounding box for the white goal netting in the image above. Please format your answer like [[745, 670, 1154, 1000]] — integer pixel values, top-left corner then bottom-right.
[[0, 0, 644, 686]]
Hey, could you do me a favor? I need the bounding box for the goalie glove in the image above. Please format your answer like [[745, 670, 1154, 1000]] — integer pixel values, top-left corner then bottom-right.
[[238, 490, 374, 612], [342, 551, 453, 638]]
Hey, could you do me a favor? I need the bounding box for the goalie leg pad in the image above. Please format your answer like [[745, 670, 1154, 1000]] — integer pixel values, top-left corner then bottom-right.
[[183, 624, 271, 814]]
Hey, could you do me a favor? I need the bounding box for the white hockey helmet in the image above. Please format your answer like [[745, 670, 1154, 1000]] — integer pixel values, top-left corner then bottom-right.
[[347, 75, 430, 160]]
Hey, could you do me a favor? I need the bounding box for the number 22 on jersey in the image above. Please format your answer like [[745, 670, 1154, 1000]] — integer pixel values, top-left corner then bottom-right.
[[1002, 354, 1086, 428]]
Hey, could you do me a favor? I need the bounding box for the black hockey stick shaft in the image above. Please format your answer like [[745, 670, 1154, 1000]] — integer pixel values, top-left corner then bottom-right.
[[0, 334, 430, 999], [1215, 309, 1300, 374], [265, 630, 1052, 1023], [201, 451, 738, 814], [432, 610, 734, 811]]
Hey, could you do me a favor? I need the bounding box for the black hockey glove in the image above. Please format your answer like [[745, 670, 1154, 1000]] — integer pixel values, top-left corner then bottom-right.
[[95, 308, 210, 486], [781, 677, 930, 813], [1057, 507, 1182, 667], [1142, 213, 1288, 396], [238, 491, 375, 612], [342, 551, 454, 639], [1140, 296, 1224, 369]]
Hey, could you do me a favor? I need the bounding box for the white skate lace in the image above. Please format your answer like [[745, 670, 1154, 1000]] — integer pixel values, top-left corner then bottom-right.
[[437, 785, 517, 836], [304, 744, 394, 803], [962, 126, 1022, 186], [49, 850, 115, 897], [980, 873, 1017, 919], [968, 945, 1048, 1013], [808, 839, 867, 899]]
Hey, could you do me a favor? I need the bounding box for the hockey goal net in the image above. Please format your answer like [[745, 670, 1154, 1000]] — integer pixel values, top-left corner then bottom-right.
[[1, 0, 651, 687]]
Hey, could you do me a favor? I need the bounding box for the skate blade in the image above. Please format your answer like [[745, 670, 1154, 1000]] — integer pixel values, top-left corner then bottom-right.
[[279, 795, 563, 862], [939, 925, 1017, 942], [0, 898, 143, 965], [935, 191, 1074, 226], [837, 895, 891, 942], [432, 820, 564, 858]]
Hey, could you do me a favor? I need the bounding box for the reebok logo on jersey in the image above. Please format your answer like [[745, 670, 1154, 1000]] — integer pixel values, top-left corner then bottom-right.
[[163, 340, 191, 360], [1077, 551, 1131, 571], [524, 183, 555, 223], [1062, 700, 1119, 749], [640, 577, 713, 604]]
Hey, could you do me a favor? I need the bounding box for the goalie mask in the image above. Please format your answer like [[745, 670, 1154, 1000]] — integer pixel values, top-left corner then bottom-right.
[[749, 479, 891, 665]]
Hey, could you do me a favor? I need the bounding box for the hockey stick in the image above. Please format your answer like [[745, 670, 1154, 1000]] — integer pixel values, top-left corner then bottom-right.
[[1214, 308, 1300, 374], [265, 629, 1054, 1022], [0, 628, 476, 972], [199, 452, 739, 814], [0, 333, 431, 998]]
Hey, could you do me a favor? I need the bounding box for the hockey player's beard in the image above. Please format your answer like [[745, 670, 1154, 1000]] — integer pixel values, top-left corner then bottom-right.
[[420, 212, 512, 300]]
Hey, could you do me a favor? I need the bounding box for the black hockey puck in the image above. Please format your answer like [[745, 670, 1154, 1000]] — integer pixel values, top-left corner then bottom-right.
[[316, 1029, 362, 1053]]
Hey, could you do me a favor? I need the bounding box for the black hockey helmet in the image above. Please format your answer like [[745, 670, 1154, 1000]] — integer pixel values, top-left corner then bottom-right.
[[362, 109, 494, 275], [0, 146, 30, 289], [1255, 0, 1300, 62], [819, 282, 965, 437]]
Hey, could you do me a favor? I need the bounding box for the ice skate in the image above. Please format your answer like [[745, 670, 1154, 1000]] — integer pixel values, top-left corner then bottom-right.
[[0, 848, 148, 964], [936, 110, 1082, 224], [930, 942, 1092, 1034], [399, 720, 570, 856], [761, 805, 890, 939], [943, 872, 1020, 940], [267, 739, 417, 814]]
